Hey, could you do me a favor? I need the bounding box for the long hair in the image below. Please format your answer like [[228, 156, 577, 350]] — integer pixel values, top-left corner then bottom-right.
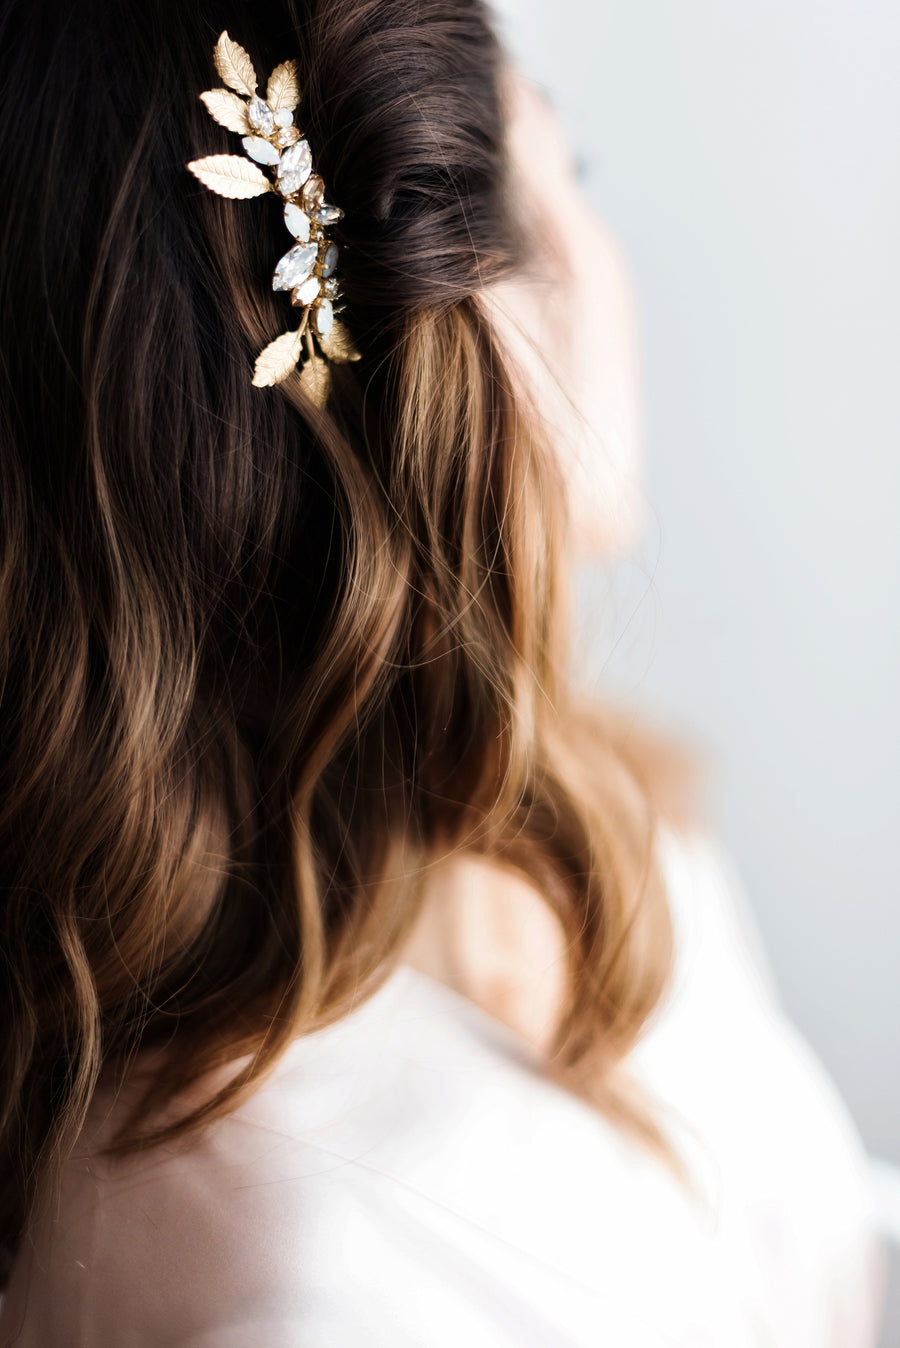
[[0, 0, 685, 1274]]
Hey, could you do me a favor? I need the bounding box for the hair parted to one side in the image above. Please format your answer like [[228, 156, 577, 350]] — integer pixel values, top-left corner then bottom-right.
[[0, 0, 691, 1275]]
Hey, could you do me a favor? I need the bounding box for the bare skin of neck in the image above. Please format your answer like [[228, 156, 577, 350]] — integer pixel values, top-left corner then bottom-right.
[[398, 854, 569, 1058]]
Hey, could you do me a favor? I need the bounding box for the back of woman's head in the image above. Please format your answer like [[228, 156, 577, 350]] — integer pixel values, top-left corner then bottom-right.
[[0, 0, 681, 1272]]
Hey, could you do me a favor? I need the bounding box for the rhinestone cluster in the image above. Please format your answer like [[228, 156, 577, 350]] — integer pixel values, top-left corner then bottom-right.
[[187, 32, 358, 396]]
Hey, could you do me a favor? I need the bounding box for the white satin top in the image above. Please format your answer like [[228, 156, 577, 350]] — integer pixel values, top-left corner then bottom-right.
[[0, 828, 887, 1346]]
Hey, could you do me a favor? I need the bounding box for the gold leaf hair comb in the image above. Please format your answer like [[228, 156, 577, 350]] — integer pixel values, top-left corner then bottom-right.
[[187, 31, 359, 401]]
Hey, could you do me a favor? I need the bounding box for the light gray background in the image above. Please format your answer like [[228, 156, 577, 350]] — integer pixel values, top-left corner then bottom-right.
[[492, 0, 900, 1165]]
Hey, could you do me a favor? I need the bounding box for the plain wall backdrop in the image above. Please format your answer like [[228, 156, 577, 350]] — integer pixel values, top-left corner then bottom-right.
[[491, 0, 900, 1165]]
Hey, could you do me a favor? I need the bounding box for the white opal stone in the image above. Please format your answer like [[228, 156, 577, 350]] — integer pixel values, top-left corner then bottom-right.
[[292, 276, 320, 307], [283, 203, 310, 241], [274, 107, 293, 128], [272, 243, 317, 292], [276, 140, 312, 196], [314, 298, 333, 337], [320, 243, 339, 277], [248, 97, 275, 136], [242, 136, 280, 167]]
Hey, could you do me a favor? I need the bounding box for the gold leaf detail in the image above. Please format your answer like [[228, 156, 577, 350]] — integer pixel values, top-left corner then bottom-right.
[[299, 353, 331, 407], [267, 60, 300, 112], [199, 88, 251, 134], [252, 330, 304, 387], [317, 319, 361, 364], [214, 31, 258, 98], [186, 154, 271, 199]]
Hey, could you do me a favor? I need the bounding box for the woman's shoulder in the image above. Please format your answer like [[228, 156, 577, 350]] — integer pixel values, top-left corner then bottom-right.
[[1, 828, 884, 1346], [638, 823, 887, 1345], [0, 970, 427, 1345], [2, 959, 753, 1347]]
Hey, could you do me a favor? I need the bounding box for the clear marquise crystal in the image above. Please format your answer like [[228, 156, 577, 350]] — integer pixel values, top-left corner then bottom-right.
[[272, 242, 317, 291], [310, 202, 343, 225], [242, 135, 280, 166], [283, 203, 310, 241], [314, 298, 334, 337], [291, 275, 320, 307], [276, 141, 312, 196], [320, 243, 339, 277], [247, 96, 275, 136]]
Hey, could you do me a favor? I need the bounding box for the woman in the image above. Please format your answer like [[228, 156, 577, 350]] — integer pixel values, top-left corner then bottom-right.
[[0, 0, 886, 1342]]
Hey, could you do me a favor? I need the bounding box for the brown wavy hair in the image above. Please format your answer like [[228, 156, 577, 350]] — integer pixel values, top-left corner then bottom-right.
[[0, 0, 689, 1275]]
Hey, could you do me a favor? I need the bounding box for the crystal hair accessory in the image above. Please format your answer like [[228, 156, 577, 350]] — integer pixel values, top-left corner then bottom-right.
[[187, 31, 359, 401]]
